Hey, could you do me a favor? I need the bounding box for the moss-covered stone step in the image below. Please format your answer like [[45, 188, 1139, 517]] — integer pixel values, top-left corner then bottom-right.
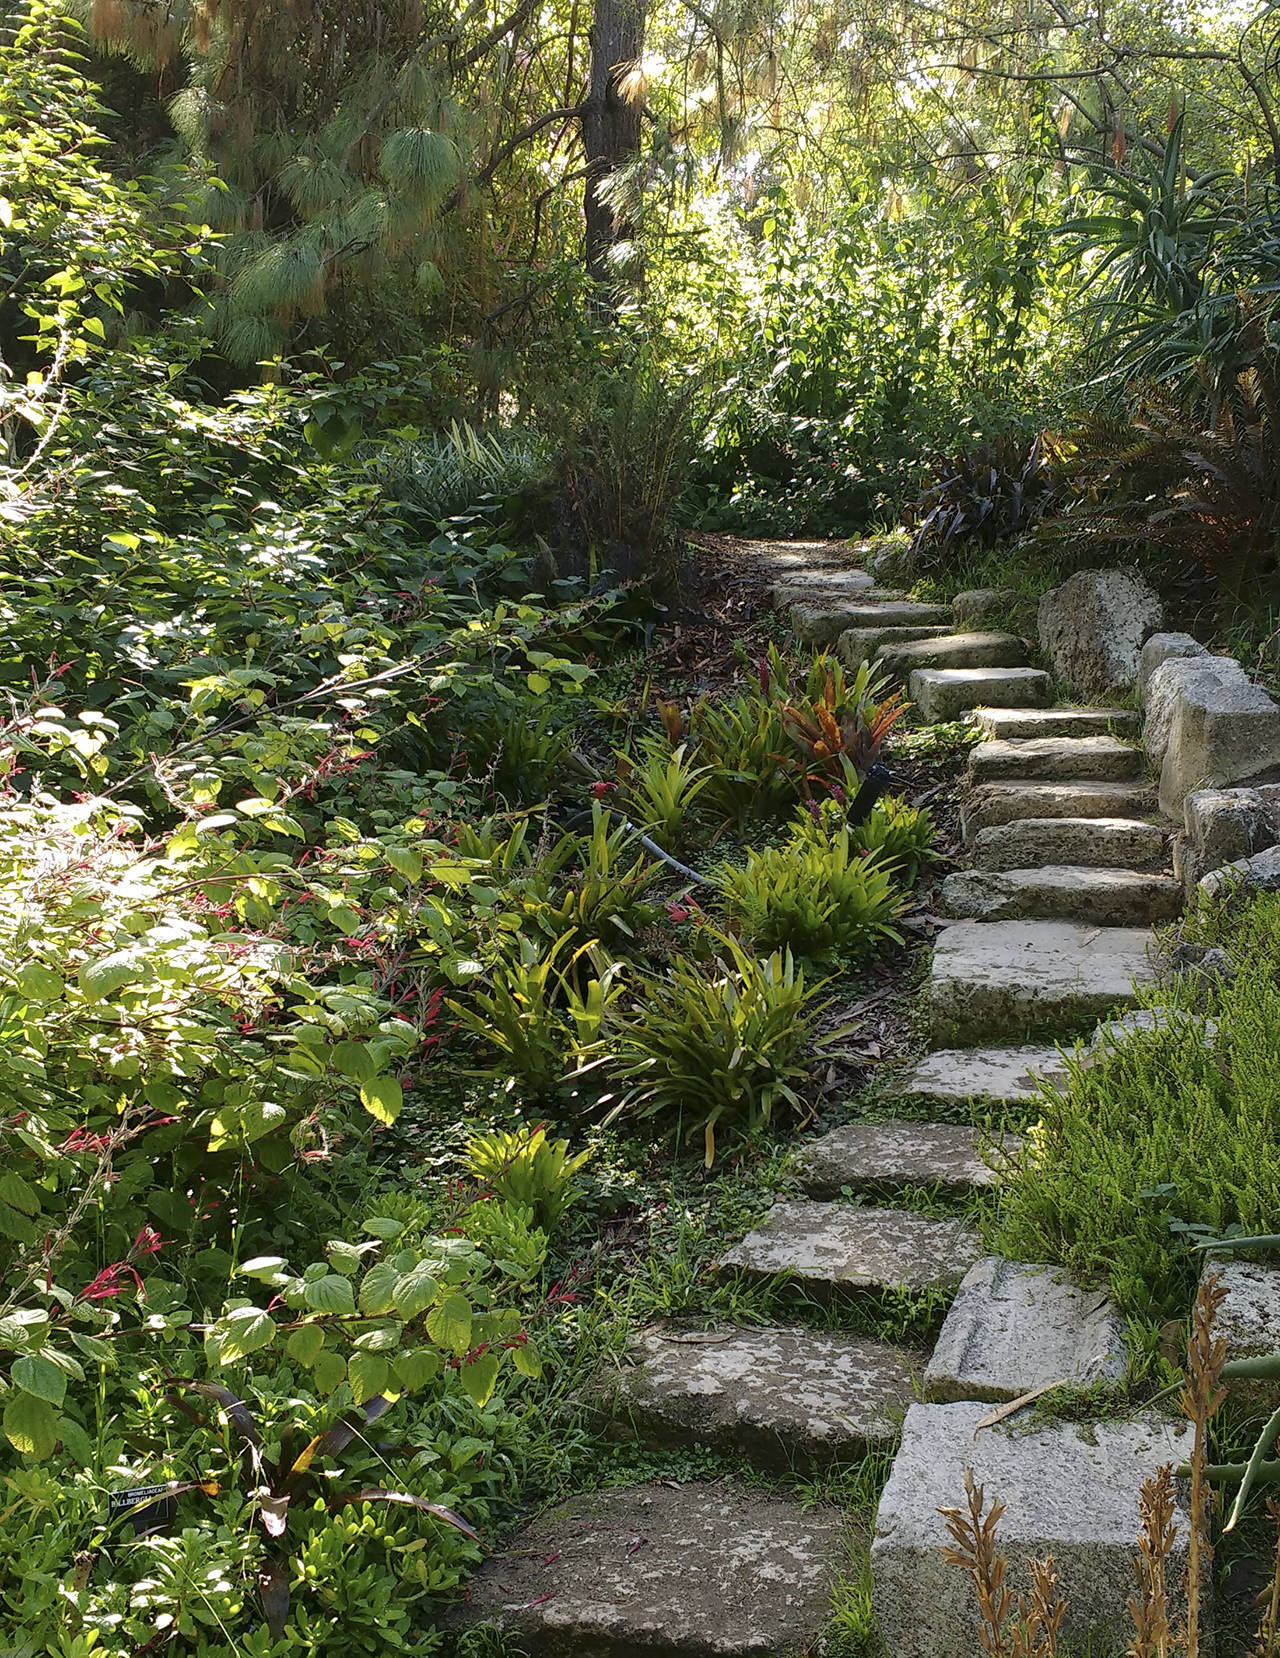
[[968, 734, 1144, 783], [940, 864, 1183, 926], [795, 1118, 1017, 1198], [594, 1323, 919, 1468], [459, 1481, 846, 1656], [927, 919, 1156, 1044], [898, 1043, 1072, 1105], [910, 666, 1051, 721], [717, 1201, 981, 1296], [961, 779, 1157, 842], [969, 815, 1168, 871]]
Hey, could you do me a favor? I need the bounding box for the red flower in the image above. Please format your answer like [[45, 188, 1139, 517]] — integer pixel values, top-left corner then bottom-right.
[[591, 781, 614, 800], [667, 904, 692, 924]]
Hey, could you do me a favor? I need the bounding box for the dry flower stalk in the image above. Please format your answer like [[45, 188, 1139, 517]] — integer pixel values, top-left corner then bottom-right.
[[940, 1468, 1064, 1658], [1128, 1464, 1176, 1658], [1180, 1275, 1230, 1657], [1256, 1498, 1280, 1658]]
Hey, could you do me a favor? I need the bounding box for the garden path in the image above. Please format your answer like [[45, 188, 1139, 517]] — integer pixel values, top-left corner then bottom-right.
[[460, 537, 1188, 1656]]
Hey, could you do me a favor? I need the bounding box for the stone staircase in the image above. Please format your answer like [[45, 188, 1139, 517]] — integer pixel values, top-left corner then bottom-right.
[[458, 539, 1196, 1658]]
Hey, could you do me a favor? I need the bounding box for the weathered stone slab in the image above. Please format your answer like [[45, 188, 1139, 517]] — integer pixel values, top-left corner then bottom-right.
[[598, 1324, 918, 1466], [962, 780, 1156, 842], [771, 570, 877, 605], [968, 735, 1143, 783], [1155, 658, 1280, 817], [952, 588, 1015, 628], [923, 1257, 1129, 1403], [1037, 567, 1163, 697], [1139, 631, 1209, 697], [790, 598, 948, 647], [836, 624, 954, 671], [910, 666, 1051, 722], [1202, 1258, 1280, 1409], [941, 865, 1182, 926], [461, 1481, 845, 1656], [1089, 1006, 1216, 1052], [871, 1403, 1195, 1658], [877, 631, 1028, 679], [745, 537, 861, 570], [1175, 783, 1280, 889], [718, 1202, 980, 1296], [929, 920, 1156, 1044], [795, 1119, 1018, 1199], [1199, 842, 1280, 897], [971, 816, 1168, 872], [971, 705, 1141, 741], [1145, 654, 1243, 764], [899, 1044, 1072, 1105]]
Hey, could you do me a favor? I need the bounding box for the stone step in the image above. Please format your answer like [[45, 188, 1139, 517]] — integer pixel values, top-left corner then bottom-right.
[[970, 815, 1169, 872], [747, 537, 864, 571], [871, 1403, 1194, 1658], [460, 1480, 845, 1656], [836, 623, 954, 671], [595, 1323, 919, 1468], [941, 864, 1183, 926], [923, 1257, 1128, 1403], [789, 595, 940, 647], [770, 568, 878, 605], [877, 631, 1029, 679], [899, 1044, 1072, 1106], [910, 666, 1051, 723], [795, 1118, 1018, 1198], [969, 734, 1144, 783], [961, 779, 1157, 843], [718, 1201, 981, 1296], [971, 705, 1141, 741], [928, 919, 1157, 1045]]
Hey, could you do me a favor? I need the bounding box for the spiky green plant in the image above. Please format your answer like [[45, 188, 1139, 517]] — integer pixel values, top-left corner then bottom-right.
[[616, 738, 711, 853], [464, 1124, 591, 1231], [716, 832, 906, 965]]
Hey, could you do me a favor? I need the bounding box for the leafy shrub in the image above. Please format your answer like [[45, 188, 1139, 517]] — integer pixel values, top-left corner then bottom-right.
[[385, 420, 554, 526], [449, 934, 624, 1103], [602, 936, 840, 1166], [998, 892, 1280, 1318], [904, 430, 1061, 581], [685, 678, 798, 824], [717, 831, 906, 965], [466, 705, 575, 805], [795, 792, 937, 882], [465, 1124, 592, 1229]]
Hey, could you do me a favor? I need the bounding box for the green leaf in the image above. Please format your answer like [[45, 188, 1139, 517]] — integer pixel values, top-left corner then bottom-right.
[[12, 1352, 66, 1407], [359, 1076, 403, 1125], [458, 1351, 500, 1408], [392, 1347, 442, 1391], [78, 954, 136, 1001], [393, 1261, 439, 1320], [217, 1306, 276, 1364], [426, 1293, 472, 1356], [526, 672, 551, 695], [15, 964, 63, 1002], [0, 1172, 39, 1218], [239, 1255, 289, 1281], [359, 1262, 401, 1316], [70, 1332, 116, 1367], [331, 1040, 376, 1081], [3, 1392, 58, 1459], [286, 1325, 326, 1369], [384, 846, 423, 883], [511, 1340, 543, 1380], [303, 1274, 356, 1315], [348, 1351, 390, 1404], [312, 1350, 347, 1395]]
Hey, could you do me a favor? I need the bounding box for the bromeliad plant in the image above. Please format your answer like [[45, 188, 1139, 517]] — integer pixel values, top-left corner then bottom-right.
[[598, 934, 850, 1167], [794, 791, 937, 882], [716, 830, 907, 965], [465, 1123, 592, 1230], [779, 653, 909, 795]]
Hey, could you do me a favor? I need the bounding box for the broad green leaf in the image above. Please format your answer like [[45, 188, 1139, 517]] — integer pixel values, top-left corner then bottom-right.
[[348, 1351, 390, 1404], [458, 1351, 500, 1408], [15, 965, 63, 1003], [312, 1350, 347, 1395], [359, 1261, 401, 1316], [78, 954, 137, 1001], [4, 1392, 58, 1460], [12, 1352, 66, 1407], [393, 1348, 442, 1391], [286, 1324, 326, 1368], [217, 1306, 276, 1363], [393, 1261, 439, 1320], [384, 846, 423, 882], [0, 1173, 39, 1217], [426, 1293, 472, 1356], [511, 1341, 543, 1380], [303, 1274, 355, 1315], [359, 1076, 403, 1125], [331, 1040, 376, 1081]]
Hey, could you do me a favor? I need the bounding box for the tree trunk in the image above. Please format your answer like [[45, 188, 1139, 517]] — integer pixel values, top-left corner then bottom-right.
[[581, 0, 644, 292]]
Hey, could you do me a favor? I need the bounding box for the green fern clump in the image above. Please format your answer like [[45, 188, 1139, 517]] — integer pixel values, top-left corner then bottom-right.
[[716, 830, 906, 965], [998, 893, 1280, 1318]]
